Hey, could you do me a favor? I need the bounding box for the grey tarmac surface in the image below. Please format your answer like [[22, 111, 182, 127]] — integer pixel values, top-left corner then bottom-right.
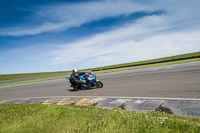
[[0, 62, 200, 118], [0, 61, 200, 99]]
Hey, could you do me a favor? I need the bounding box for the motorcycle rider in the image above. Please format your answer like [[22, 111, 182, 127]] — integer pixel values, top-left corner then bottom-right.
[[70, 68, 86, 91]]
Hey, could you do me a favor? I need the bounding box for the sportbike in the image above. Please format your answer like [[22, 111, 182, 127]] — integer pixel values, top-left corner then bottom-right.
[[66, 72, 103, 90]]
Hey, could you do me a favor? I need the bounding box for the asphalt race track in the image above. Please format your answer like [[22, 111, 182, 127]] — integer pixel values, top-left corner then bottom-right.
[[0, 62, 200, 100]]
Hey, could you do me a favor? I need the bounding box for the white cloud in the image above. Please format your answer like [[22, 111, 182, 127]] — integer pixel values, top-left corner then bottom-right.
[[1, 0, 200, 71], [1, 0, 199, 37], [50, 13, 200, 69], [48, 0, 200, 69], [0, 0, 156, 36]]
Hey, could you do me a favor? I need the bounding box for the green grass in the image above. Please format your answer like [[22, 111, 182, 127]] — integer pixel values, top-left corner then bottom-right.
[[0, 104, 199, 133], [0, 75, 68, 86], [94, 58, 200, 74], [0, 71, 71, 81], [92, 52, 200, 71]]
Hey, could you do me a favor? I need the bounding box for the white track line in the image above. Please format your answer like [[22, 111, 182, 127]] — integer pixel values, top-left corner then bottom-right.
[[9, 96, 200, 101]]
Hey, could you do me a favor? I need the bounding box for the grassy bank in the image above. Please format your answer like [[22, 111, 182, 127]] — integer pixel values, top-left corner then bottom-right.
[[0, 104, 199, 133], [0, 71, 71, 82], [92, 52, 200, 71], [0, 75, 67, 86], [94, 58, 200, 74]]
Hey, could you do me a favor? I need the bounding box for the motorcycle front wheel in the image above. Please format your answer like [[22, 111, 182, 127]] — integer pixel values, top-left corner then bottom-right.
[[96, 81, 103, 88]]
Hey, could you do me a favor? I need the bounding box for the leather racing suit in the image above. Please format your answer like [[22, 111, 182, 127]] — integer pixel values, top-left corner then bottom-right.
[[70, 72, 86, 86]]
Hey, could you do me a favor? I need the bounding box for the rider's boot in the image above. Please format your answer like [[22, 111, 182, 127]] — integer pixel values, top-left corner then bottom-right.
[[72, 85, 78, 91]]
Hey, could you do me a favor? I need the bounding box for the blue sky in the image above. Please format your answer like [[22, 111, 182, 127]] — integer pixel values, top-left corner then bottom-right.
[[0, 0, 200, 74]]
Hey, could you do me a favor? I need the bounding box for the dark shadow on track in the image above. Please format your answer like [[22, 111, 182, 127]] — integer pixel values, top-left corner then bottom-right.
[[66, 87, 98, 92]]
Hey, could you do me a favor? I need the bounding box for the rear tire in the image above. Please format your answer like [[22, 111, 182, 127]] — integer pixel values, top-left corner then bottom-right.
[[96, 81, 103, 88]]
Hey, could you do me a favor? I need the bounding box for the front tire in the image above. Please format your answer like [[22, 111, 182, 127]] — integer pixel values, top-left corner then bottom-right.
[[96, 81, 103, 88]]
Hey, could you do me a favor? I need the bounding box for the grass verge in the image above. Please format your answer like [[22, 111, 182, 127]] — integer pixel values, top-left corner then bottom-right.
[[91, 52, 200, 71], [0, 75, 67, 87], [0, 104, 199, 133], [94, 58, 200, 74], [0, 71, 71, 81]]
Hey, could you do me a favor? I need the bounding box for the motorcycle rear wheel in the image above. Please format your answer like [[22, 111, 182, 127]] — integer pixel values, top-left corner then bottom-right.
[[96, 81, 103, 88]]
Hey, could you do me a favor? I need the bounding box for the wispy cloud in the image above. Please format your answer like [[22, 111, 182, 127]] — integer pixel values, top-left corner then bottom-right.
[[50, 13, 200, 68], [0, 0, 157, 36], [48, 0, 200, 68], [1, 0, 200, 73], [1, 0, 199, 37]]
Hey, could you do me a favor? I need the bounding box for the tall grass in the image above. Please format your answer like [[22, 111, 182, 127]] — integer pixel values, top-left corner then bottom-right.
[[0, 104, 199, 133]]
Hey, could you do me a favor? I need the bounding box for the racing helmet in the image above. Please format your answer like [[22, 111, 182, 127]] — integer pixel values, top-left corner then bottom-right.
[[72, 68, 78, 76]]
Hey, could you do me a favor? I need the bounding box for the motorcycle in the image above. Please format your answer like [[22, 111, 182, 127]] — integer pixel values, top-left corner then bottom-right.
[[66, 72, 103, 91]]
